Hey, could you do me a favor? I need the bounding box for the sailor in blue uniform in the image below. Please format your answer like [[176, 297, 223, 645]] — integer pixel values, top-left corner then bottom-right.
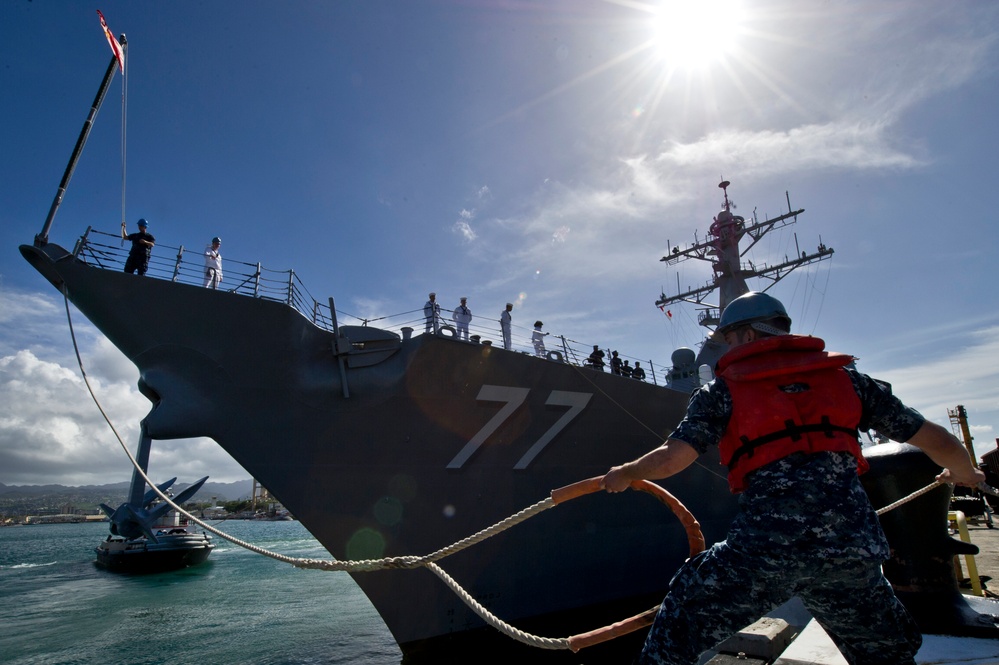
[[601, 292, 985, 665], [587, 345, 605, 371], [610, 350, 623, 375], [121, 218, 155, 276], [632, 361, 646, 381]]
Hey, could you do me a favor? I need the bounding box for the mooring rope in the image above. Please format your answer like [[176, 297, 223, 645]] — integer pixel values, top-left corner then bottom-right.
[[875, 480, 945, 516], [427, 562, 572, 650], [61, 288, 962, 652], [291, 497, 557, 572]]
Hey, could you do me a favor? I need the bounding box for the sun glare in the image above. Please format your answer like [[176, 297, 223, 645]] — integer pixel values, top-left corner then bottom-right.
[[649, 0, 745, 70]]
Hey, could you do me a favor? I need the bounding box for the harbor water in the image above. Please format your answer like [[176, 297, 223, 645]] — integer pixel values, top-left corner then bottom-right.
[[5, 519, 998, 664], [0, 520, 403, 664]]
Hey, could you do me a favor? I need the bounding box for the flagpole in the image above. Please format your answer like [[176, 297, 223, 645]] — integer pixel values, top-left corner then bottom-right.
[[35, 35, 127, 247]]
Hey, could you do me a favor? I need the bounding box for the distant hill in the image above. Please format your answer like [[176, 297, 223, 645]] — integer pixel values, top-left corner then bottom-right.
[[0, 479, 254, 516]]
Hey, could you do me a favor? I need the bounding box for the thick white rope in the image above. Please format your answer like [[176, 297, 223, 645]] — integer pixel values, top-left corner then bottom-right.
[[875, 480, 945, 516], [426, 561, 571, 650]]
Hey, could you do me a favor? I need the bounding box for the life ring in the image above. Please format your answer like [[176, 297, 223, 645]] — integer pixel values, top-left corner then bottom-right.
[[550, 476, 705, 651], [545, 350, 564, 362], [438, 325, 457, 338]]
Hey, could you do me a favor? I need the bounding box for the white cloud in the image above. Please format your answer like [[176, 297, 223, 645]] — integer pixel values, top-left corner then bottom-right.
[[648, 122, 924, 183], [453, 208, 478, 242], [0, 348, 140, 485], [0, 289, 248, 486], [870, 325, 999, 461]]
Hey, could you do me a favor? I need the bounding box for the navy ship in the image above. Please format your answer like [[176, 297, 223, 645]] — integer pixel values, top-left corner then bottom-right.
[[21, 44, 997, 660]]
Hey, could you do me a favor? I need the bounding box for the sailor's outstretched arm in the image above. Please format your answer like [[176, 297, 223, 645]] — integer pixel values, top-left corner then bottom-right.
[[600, 439, 699, 493], [906, 420, 985, 487]]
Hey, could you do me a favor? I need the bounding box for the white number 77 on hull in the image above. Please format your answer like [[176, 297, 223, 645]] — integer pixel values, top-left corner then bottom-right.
[[447, 385, 593, 470]]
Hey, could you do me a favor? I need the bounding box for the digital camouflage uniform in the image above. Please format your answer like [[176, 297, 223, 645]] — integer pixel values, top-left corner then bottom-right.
[[638, 369, 925, 665]]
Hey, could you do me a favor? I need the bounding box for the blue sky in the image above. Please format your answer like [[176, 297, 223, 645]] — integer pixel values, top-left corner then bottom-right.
[[2, 1, 998, 486]]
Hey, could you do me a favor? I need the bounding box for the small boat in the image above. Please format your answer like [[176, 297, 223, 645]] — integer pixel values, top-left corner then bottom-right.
[[94, 429, 215, 574], [95, 510, 215, 573]]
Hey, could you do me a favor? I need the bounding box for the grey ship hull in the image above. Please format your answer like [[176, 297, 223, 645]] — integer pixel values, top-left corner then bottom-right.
[[22, 241, 739, 654]]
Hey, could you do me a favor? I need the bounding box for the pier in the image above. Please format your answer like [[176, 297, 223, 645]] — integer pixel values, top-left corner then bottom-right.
[[701, 519, 999, 664]]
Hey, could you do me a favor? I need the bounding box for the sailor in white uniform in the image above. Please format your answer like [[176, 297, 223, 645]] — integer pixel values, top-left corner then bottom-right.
[[424, 292, 441, 334], [500, 303, 513, 350], [532, 321, 547, 357], [203, 237, 222, 289], [452, 297, 472, 341]]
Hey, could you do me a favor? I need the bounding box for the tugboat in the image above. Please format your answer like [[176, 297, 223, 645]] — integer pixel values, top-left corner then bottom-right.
[[95, 492, 215, 573], [94, 427, 214, 573]]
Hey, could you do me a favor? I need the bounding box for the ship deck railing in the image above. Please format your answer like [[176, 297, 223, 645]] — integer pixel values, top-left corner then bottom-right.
[[73, 227, 684, 388]]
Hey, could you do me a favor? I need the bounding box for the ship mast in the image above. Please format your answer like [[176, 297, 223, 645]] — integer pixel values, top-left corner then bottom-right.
[[656, 180, 834, 370], [35, 37, 126, 247]]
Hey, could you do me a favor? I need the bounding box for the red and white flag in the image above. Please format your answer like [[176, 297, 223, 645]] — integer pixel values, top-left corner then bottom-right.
[[97, 10, 125, 73]]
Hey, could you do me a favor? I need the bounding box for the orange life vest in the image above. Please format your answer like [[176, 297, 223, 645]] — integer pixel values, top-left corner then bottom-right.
[[716, 335, 868, 493]]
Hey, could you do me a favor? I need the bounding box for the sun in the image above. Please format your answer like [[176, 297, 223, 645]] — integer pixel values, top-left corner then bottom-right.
[[648, 0, 746, 70]]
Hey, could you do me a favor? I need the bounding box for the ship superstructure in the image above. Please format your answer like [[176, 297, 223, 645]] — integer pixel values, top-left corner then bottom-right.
[[657, 180, 834, 391]]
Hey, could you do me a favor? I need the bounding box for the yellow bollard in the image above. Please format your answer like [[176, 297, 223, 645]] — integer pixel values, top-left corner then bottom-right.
[[948, 511, 984, 597]]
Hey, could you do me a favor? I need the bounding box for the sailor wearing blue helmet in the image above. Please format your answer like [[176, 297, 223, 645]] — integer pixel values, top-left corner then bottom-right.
[[121, 218, 155, 275], [600, 291, 984, 665]]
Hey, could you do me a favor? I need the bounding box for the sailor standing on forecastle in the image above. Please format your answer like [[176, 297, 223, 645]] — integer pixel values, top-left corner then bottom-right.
[[500, 303, 513, 350], [424, 292, 441, 334], [203, 237, 222, 289], [121, 218, 155, 276], [452, 297, 472, 341], [532, 321, 547, 357]]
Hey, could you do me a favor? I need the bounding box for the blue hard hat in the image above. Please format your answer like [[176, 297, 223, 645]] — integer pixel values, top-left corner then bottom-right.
[[137, 218, 148, 227], [212, 237, 221, 244], [717, 291, 791, 335]]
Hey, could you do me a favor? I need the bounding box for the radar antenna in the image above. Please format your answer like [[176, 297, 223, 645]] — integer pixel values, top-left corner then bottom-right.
[[656, 180, 834, 368]]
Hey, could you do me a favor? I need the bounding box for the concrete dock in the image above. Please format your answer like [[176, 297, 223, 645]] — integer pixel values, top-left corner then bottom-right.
[[702, 518, 999, 665], [962, 520, 999, 591]]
